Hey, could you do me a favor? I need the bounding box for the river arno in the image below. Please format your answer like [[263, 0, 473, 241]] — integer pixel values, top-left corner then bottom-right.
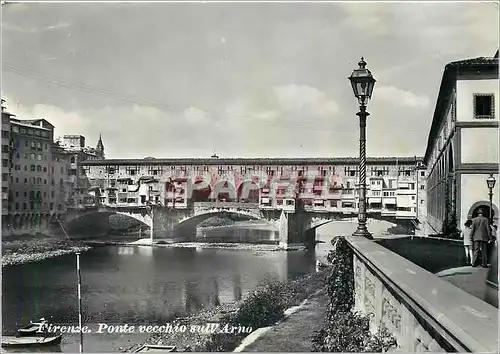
[[2, 236, 327, 352]]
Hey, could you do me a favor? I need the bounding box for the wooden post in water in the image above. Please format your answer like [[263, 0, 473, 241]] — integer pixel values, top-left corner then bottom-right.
[[76, 252, 84, 353], [150, 207, 154, 245], [56, 215, 70, 240]]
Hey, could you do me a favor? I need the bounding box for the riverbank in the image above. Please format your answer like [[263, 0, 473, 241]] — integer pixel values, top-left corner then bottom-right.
[[199, 220, 276, 231], [1, 234, 306, 268], [153, 241, 304, 251], [126, 270, 327, 352], [1, 236, 92, 267], [84, 239, 306, 251]]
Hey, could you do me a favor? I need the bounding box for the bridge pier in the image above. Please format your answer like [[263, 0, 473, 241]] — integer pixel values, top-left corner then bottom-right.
[[304, 228, 316, 249], [278, 211, 312, 249], [151, 208, 193, 243]]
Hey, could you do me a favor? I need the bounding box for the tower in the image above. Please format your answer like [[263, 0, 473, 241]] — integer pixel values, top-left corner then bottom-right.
[[96, 134, 105, 159]]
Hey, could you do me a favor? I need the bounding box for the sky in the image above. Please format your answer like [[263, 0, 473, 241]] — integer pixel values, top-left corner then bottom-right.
[[1, 1, 498, 159]]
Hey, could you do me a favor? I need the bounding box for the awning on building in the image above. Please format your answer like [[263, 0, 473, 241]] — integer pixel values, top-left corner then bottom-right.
[[383, 197, 397, 204], [139, 176, 158, 182]]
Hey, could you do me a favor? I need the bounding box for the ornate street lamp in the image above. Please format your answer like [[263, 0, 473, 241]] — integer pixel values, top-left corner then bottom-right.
[[349, 57, 376, 239], [486, 174, 496, 222]]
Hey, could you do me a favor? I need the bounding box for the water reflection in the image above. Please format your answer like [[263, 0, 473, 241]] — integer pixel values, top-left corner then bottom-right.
[[117, 247, 135, 256], [233, 273, 242, 301], [184, 275, 221, 313], [137, 246, 153, 257], [2, 345, 63, 353], [199, 225, 278, 244], [2, 244, 317, 352]]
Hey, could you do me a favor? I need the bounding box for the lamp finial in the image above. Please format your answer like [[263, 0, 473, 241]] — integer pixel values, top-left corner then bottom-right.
[[358, 57, 367, 69]]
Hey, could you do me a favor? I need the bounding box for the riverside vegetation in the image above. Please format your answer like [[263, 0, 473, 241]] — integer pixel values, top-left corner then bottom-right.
[[312, 236, 397, 352], [128, 271, 327, 352]]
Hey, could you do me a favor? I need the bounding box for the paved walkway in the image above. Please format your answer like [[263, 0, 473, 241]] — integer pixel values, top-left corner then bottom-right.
[[239, 290, 328, 352], [237, 266, 494, 352], [436, 266, 490, 301]]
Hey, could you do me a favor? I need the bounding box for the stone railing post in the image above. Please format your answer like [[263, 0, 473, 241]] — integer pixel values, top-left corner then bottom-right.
[[372, 275, 384, 333], [353, 255, 366, 313]]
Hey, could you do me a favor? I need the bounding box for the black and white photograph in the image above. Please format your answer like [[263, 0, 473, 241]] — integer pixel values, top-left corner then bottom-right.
[[1, 0, 498, 353]]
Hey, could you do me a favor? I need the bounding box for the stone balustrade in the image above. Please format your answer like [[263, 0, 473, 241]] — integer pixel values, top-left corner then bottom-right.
[[346, 236, 498, 353]]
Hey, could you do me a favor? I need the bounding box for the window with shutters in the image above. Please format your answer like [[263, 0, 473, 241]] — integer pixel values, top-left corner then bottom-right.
[[473, 94, 495, 119]]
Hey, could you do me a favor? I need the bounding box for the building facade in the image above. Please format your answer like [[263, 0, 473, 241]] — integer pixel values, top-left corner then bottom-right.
[[80, 156, 426, 225], [424, 51, 499, 234], [5, 116, 59, 233], [57, 135, 104, 208], [0, 100, 105, 235], [2, 100, 13, 224]]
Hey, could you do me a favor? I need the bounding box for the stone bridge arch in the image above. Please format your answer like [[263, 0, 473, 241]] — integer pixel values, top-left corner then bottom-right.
[[177, 210, 263, 229], [178, 208, 263, 229], [302, 213, 419, 247], [64, 208, 153, 237], [168, 203, 268, 242]]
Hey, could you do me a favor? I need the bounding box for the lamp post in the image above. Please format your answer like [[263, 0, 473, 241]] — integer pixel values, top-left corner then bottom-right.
[[349, 57, 376, 239], [486, 174, 496, 222]]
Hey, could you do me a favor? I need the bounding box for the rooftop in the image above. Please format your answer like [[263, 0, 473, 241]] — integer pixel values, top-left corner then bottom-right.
[[10, 118, 53, 130], [423, 51, 499, 164], [21, 118, 54, 128], [448, 55, 499, 67], [81, 156, 424, 166]]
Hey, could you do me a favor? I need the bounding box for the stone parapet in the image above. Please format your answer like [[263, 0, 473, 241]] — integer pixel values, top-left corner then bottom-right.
[[346, 236, 498, 352]]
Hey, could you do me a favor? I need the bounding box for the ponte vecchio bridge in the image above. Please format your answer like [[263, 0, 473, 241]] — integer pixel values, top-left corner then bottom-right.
[[66, 156, 426, 248]]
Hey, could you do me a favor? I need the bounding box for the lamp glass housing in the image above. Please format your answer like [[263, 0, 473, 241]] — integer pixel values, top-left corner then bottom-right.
[[487, 175, 496, 189], [349, 57, 376, 105]]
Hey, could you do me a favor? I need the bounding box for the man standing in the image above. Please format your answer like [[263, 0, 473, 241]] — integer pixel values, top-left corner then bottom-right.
[[470, 209, 492, 268]]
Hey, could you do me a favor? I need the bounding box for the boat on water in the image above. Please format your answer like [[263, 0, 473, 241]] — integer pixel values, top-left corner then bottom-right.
[[1, 334, 62, 348], [134, 345, 176, 352], [17, 318, 49, 337]]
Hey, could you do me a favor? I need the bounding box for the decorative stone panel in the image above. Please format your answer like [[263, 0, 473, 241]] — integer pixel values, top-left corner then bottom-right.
[[352, 252, 447, 352], [364, 273, 376, 317], [414, 323, 439, 352], [353, 256, 366, 313], [381, 288, 402, 335]]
